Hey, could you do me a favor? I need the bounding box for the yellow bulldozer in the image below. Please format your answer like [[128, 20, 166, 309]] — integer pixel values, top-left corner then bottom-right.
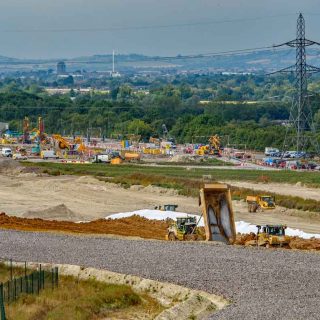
[[256, 225, 290, 248], [246, 195, 276, 213], [166, 216, 204, 241], [166, 184, 236, 244]]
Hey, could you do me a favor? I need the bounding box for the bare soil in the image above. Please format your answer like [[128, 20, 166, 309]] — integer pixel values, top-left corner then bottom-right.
[[0, 212, 318, 250], [0, 174, 198, 221], [0, 213, 168, 240], [0, 172, 320, 233]]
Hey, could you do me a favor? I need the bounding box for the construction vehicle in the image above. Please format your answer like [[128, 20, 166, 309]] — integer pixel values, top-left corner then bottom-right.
[[256, 225, 290, 248], [52, 134, 70, 149], [208, 135, 223, 156], [31, 117, 48, 143], [166, 216, 203, 241], [41, 150, 59, 160], [156, 204, 178, 211], [124, 152, 141, 162], [23, 117, 31, 144], [1, 148, 12, 157], [31, 143, 41, 155], [246, 195, 276, 212], [92, 154, 111, 163], [196, 145, 209, 156], [149, 137, 161, 146], [199, 184, 236, 244], [165, 184, 236, 243], [52, 134, 87, 153]]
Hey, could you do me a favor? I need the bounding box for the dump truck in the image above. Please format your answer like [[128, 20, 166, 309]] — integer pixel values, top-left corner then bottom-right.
[[200, 184, 236, 244], [246, 195, 276, 212], [165, 184, 236, 243], [256, 224, 290, 248]]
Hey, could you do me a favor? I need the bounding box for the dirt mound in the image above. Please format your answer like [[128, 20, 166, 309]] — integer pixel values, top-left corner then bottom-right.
[[144, 185, 178, 196], [23, 204, 80, 221], [289, 237, 320, 250], [0, 159, 23, 175], [0, 213, 168, 240], [169, 155, 196, 163], [0, 211, 319, 249], [234, 233, 257, 245]]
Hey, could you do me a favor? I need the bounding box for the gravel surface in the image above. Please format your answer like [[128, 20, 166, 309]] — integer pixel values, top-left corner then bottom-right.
[[0, 230, 319, 319]]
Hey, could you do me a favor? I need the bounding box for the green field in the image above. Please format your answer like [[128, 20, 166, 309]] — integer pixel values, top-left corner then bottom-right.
[[24, 162, 320, 187]]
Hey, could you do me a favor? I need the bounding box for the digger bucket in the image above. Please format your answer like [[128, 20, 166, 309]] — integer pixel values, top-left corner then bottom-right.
[[200, 184, 236, 244]]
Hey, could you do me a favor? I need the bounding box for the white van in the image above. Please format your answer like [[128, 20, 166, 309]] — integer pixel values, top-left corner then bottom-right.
[[92, 154, 111, 163], [1, 148, 12, 157], [40, 150, 59, 160]]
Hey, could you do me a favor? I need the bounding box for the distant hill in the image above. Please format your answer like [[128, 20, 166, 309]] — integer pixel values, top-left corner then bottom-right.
[[0, 49, 320, 73]]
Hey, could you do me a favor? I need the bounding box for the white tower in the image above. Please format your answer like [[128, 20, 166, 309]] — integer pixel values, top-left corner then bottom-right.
[[111, 50, 121, 78]]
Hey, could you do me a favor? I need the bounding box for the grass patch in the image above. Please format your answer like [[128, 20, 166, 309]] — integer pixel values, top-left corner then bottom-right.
[[0, 262, 26, 283], [23, 162, 320, 187], [5, 275, 163, 320], [153, 157, 233, 166]]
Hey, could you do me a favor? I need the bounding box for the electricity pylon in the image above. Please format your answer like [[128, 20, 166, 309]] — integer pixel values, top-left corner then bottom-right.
[[273, 13, 320, 153]]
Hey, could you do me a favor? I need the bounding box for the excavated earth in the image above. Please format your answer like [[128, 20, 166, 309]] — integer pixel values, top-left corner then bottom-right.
[[0, 213, 319, 250], [0, 230, 319, 320]]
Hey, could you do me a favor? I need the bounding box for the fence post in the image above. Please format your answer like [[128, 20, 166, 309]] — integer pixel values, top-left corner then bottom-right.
[[31, 273, 34, 294], [51, 269, 54, 290], [25, 275, 28, 294], [55, 267, 58, 288], [39, 265, 42, 290], [7, 282, 9, 304], [24, 262, 27, 278], [13, 278, 16, 301], [0, 283, 6, 320]]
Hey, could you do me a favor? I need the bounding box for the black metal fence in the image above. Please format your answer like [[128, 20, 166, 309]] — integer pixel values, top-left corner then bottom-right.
[[0, 260, 59, 320]]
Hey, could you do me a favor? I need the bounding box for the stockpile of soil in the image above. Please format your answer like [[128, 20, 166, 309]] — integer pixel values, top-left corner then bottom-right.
[[23, 204, 79, 221], [0, 213, 168, 240], [234, 233, 257, 245], [0, 159, 23, 175], [289, 237, 320, 250]]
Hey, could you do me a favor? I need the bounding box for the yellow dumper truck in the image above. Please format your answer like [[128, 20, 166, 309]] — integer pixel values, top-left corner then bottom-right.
[[246, 195, 276, 212]]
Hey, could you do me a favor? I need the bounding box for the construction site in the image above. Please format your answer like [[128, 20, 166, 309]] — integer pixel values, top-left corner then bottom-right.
[[0, 95, 320, 319], [0, 9, 320, 320], [0, 150, 319, 319]]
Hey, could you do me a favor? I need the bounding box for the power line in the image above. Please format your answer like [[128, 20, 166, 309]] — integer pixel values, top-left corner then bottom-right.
[[0, 13, 297, 33], [0, 45, 290, 66]]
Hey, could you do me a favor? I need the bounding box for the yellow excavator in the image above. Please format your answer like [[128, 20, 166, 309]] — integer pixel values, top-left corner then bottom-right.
[[52, 134, 70, 149], [52, 134, 87, 153], [208, 135, 223, 156]]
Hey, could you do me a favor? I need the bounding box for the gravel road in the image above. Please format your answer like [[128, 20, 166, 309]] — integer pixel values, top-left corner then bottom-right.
[[0, 230, 319, 320]]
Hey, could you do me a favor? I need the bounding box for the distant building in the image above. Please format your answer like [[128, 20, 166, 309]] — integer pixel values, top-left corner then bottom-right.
[[57, 61, 67, 75]]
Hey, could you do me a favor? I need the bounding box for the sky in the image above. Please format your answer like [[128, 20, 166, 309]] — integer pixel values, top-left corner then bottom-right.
[[0, 0, 319, 59]]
